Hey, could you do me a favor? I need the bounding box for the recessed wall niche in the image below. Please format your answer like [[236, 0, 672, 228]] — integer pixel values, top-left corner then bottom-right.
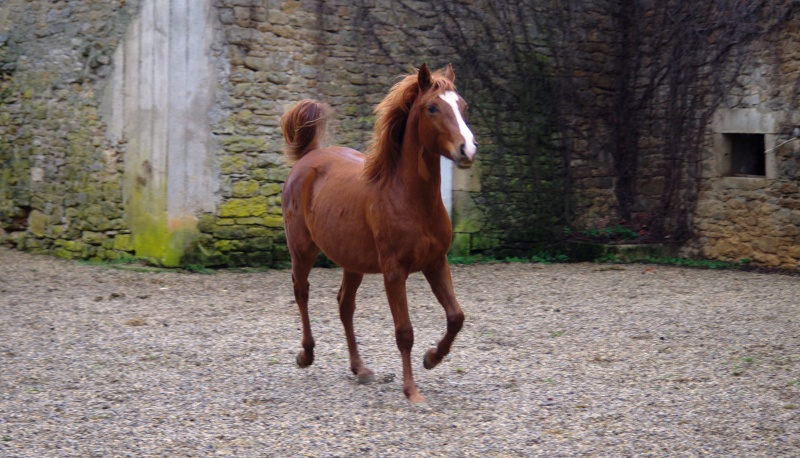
[[713, 109, 777, 179]]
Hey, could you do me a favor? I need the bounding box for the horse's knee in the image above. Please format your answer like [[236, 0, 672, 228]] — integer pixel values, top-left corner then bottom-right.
[[394, 324, 414, 350]]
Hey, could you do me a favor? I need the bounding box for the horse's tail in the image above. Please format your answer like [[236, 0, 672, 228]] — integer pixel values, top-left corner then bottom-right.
[[281, 99, 329, 163]]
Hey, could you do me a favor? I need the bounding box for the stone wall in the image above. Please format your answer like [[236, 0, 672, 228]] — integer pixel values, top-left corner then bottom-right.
[[687, 23, 800, 268], [2, 0, 798, 269], [558, 1, 800, 269], [0, 0, 137, 261]]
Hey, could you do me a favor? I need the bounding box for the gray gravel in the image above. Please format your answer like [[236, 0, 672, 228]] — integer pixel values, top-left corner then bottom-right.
[[1, 246, 799, 457]]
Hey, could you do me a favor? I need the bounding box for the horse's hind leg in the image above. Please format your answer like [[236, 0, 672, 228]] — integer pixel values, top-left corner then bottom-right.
[[337, 271, 374, 383], [290, 243, 319, 368], [422, 257, 465, 370]]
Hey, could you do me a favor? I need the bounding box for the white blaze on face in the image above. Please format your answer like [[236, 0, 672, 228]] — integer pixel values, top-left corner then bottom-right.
[[439, 91, 477, 162]]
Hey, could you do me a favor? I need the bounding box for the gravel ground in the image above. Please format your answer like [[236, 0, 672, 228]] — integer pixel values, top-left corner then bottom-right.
[[1, 246, 799, 457]]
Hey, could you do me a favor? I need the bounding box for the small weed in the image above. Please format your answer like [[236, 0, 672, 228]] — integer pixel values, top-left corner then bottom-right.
[[550, 330, 565, 338], [731, 356, 756, 376], [455, 367, 466, 374], [184, 264, 215, 275], [2, 436, 11, 442], [595, 254, 622, 263]]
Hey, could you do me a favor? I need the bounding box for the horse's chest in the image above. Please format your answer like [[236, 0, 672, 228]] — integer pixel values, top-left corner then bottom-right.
[[377, 219, 450, 267]]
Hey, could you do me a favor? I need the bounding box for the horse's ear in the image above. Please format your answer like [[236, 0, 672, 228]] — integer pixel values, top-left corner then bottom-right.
[[418, 64, 432, 91], [444, 63, 455, 82]]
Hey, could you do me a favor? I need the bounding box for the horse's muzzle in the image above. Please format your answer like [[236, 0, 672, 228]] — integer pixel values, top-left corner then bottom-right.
[[455, 141, 478, 169]]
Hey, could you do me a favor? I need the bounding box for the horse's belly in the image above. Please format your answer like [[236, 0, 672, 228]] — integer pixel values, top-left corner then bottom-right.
[[307, 185, 382, 274]]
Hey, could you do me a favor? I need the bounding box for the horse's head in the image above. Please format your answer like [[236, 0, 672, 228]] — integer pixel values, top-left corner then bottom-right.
[[416, 64, 478, 169]]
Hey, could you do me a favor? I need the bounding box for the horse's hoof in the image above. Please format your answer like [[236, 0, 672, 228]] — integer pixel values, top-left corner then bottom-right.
[[423, 348, 439, 370], [411, 400, 430, 410], [356, 369, 376, 384], [408, 393, 429, 407], [296, 352, 313, 368]]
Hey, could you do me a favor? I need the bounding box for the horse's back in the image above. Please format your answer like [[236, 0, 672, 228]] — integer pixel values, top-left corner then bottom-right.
[[283, 146, 366, 201]]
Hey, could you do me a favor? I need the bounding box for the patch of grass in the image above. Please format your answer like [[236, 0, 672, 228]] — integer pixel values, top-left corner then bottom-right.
[[225, 266, 273, 273], [591, 254, 754, 271], [79, 254, 139, 267], [531, 253, 569, 263], [595, 254, 622, 263], [448, 251, 568, 266], [635, 256, 751, 270], [575, 224, 640, 242], [448, 254, 485, 265], [81, 257, 174, 273], [550, 330, 565, 338]]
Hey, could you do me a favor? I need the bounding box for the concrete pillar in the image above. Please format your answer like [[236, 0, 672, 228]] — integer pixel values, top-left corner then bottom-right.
[[103, 0, 218, 266]]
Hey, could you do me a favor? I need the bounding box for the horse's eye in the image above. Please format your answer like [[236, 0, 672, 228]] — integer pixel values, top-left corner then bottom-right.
[[427, 105, 438, 115]]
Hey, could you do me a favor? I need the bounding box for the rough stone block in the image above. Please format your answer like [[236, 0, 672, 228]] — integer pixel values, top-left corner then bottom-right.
[[233, 180, 260, 197], [113, 234, 133, 252], [262, 215, 284, 228], [219, 196, 267, 218], [28, 210, 48, 236]]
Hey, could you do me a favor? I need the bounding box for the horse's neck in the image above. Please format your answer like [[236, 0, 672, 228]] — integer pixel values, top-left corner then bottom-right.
[[387, 141, 444, 218]]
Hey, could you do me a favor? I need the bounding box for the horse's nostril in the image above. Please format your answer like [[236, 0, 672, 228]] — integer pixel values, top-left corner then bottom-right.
[[460, 144, 467, 158]]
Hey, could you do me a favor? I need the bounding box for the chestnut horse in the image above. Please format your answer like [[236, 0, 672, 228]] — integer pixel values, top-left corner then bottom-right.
[[281, 64, 477, 405]]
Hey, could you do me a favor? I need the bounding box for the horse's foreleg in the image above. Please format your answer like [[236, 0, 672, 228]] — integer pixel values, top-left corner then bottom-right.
[[383, 270, 426, 405], [338, 271, 374, 383], [422, 258, 465, 370]]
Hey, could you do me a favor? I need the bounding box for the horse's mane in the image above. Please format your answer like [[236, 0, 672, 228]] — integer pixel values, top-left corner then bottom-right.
[[364, 67, 456, 185]]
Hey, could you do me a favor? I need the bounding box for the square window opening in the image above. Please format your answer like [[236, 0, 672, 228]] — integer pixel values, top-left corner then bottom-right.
[[725, 133, 765, 177]]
